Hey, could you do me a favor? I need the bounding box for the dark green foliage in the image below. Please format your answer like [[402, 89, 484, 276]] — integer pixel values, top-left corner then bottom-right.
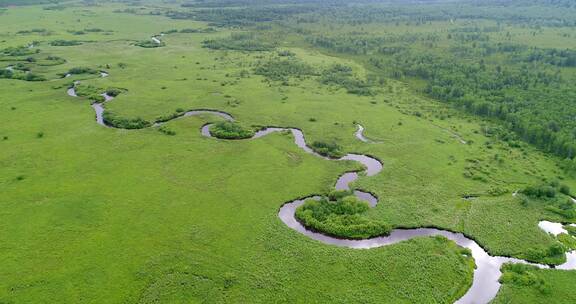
[[254, 57, 316, 81], [295, 195, 391, 239], [0, 69, 13, 79], [37, 55, 66, 66], [565, 226, 576, 237], [135, 40, 165, 48], [67, 67, 98, 75], [328, 189, 354, 201], [105, 88, 122, 97], [158, 126, 176, 136], [209, 121, 255, 139], [22, 73, 45, 81], [559, 184, 571, 196], [320, 64, 373, 96], [0, 0, 63, 6], [522, 185, 557, 198], [499, 264, 551, 294], [179, 28, 216, 33], [519, 182, 576, 219], [155, 111, 184, 123], [16, 28, 51, 35], [278, 50, 295, 57], [73, 84, 105, 102], [311, 140, 344, 158], [202, 33, 275, 51], [50, 40, 82, 46], [84, 28, 106, 33], [103, 112, 151, 129], [1, 45, 39, 56], [1, 68, 45, 81]]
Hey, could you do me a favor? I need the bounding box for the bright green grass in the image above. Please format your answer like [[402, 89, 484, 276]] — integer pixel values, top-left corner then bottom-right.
[[0, 3, 575, 303]]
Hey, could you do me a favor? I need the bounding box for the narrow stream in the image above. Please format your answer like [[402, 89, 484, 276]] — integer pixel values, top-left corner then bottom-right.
[[66, 74, 576, 304]]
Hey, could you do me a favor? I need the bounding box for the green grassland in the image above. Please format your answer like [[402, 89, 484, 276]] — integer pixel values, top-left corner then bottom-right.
[[1, 1, 576, 303]]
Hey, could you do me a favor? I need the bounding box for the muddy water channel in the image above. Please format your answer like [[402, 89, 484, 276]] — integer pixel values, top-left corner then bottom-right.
[[67, 75, 576, 304]]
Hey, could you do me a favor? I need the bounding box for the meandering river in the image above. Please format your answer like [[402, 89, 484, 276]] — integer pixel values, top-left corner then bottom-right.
[[66, 74, 576, 304]]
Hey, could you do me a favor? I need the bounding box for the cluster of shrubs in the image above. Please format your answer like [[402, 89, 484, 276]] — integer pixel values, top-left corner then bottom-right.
[[66, 67, 99, 75], [254, 57, 316, 82], [1, 45, 39, 56], [520, 181, 574, 219], [50, 40, 82, 46], [320, 64, 373, 96], [202, 33, 276, 51], [521, 181, 571, 198], [499, 264, 550, 294], [311, 141, 344, 158], [295, 191, 391, 239], [105, 88, 123, 97], [39, 55, 66, 66], [158, 126, 176, 136], [210, 121, 255, 139], [135, 40, 165, 48], [73, 84, 106, 102], [103, 111, 151, 129], [0, 69, 45, 81], [179, 27, 216, 33], [155, 108, 187, 123], [16, 28, 51, 35]]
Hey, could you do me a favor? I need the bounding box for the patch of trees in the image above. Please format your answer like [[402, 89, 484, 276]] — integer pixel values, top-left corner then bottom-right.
[[135, 40, 165, 48], [254, 57, 316, 81], [1, 45, 39, 56], [168, 5, 321, 27], [179, 28, 216, 33], [66, 67, 99, 75], [209, 121, 255, 139], [320, 64, 373, 96], [520, 181, 575, 219], [295, 194, 391, 239], [499, 264, 551, 294], [519, 48, 576, 67], [202, 33, 276, 51], [38, 55, 66, 66], [50, 40, 82, 46], [0, 69, 45, 81], [310, 140, 344, 158], [73, 84, 105, 103], [16, 28, 51, 35], [103, 112, 151, 129]]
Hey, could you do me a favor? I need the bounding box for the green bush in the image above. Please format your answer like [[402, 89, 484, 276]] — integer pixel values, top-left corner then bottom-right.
[[105, 88, 122, 97], [254, 57, 316, 81], [50, 40, 82, 46], [320, 64, 373, 96], [521, 184, 556, 198], [202, 33, 275, 51], [158, 126, 176, 136], [102, 112, 151, 129], [295, 195, 391, 239], [311, 141, 344, 158], [67, 67, 98, 75], [499, 264, 551, 294], [1, 45, 38, 56], [74, 84, 105, 102], [209, 121, 255, 139], [135, 40, 165, 48]]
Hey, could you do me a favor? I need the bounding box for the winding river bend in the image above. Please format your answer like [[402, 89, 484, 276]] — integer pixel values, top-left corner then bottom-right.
[[67, 75, 576, 304]]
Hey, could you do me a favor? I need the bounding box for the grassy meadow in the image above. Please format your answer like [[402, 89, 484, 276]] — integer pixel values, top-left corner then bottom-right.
[[1, 1, 576, 303]]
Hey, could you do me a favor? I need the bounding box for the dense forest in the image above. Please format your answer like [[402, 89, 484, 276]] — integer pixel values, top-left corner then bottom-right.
[[132, 0, 576, 173]]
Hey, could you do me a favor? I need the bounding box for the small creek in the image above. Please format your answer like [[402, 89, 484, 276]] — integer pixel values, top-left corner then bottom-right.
[[66, 74, 576, 304]]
